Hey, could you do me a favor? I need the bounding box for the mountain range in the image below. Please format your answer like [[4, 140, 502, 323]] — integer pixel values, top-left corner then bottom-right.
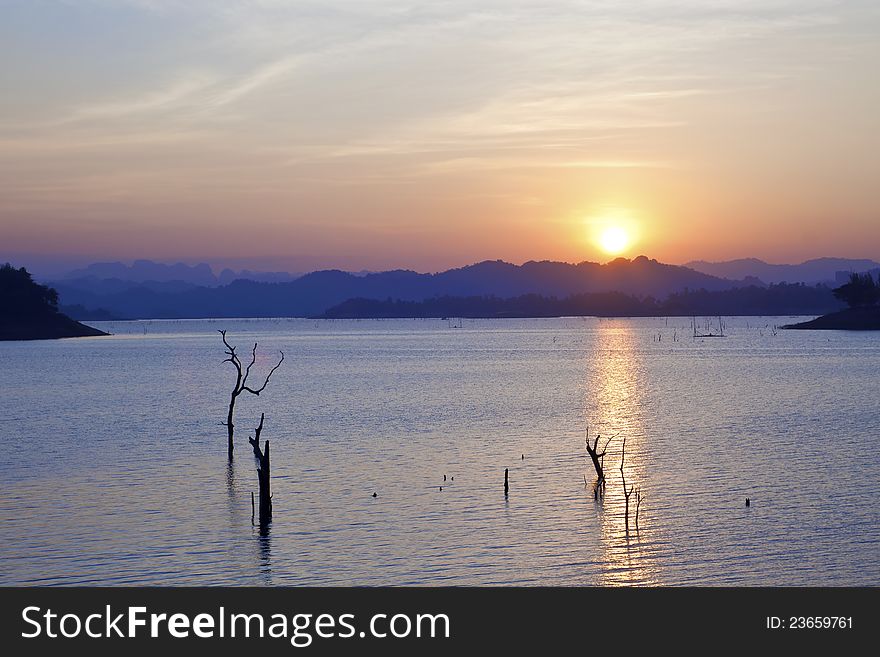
[[19, 255, 875, 320], [48, 256, 744, 319], [685, 257, 880, 285], [63, 260, 303, 287]]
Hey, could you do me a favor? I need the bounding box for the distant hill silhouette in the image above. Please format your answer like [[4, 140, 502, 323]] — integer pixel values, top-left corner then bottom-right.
[[685, 257, 880, 284], [65, 260, 218, 286], [320, 283, 842, 319], [217, 268, 302, 285], [62, 259, 302, 288], [58, 304, 120, 321], [46, 256, 743, 319], [0, 263, 108, 340]]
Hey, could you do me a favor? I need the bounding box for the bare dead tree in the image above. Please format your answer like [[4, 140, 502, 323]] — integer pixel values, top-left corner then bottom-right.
[[619, 436, 635, 532], [585, 427, 613, 491], [248, 412, 273, 526], [220, 330, 284, 460]]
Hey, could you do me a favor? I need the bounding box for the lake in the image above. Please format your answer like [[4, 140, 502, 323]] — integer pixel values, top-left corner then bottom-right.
[[1, 317, 878, 586]]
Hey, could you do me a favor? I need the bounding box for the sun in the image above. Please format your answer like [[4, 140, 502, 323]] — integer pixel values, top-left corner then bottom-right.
[[598, 225, 630, 255]]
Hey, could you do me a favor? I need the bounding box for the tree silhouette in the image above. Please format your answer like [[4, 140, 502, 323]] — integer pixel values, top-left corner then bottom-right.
[[833, 272, 879, 308], [0, 263, 59, 317]]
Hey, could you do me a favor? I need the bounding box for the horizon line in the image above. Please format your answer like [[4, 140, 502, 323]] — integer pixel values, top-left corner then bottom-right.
[[4, 252, 880, 279]]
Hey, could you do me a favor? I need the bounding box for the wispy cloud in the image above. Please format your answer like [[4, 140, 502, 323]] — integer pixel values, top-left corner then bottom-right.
[[204, 54, 302, 108], [63, 74, 218, 122]]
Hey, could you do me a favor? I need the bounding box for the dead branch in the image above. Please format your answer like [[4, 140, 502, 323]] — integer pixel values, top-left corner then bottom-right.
[[242, 351, 284, 395], [635, 486, 644, 531], [248, 411, 265, 455]]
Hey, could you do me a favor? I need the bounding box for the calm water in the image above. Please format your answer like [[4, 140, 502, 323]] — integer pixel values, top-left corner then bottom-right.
[[0, 317, 878, 586]]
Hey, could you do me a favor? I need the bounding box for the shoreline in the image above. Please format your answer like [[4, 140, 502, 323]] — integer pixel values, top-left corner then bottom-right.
[[783, 307, 880, 331]]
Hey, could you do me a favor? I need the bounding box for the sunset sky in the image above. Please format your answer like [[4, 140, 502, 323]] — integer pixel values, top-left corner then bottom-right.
[[1, 0, 878, 273]]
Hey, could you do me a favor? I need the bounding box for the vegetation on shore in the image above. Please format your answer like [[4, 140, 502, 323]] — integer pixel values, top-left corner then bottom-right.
[[785, 272, 880, 330], [0, 263, 108, 340]]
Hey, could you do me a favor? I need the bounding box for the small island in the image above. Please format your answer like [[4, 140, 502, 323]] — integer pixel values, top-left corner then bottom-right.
[[785, 272, 880, 330], [0, 263, 108, 341]]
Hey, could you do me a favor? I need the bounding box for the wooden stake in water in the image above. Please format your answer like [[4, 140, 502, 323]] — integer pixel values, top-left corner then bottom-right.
[[504, 468, 509, 496]]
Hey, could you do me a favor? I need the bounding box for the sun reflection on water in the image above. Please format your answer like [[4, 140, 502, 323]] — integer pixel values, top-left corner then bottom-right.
[[584, 321, 660, 586]]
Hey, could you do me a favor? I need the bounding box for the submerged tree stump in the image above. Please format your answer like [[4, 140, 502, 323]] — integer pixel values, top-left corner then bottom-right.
[[249, 413, 273, 525], [585, 429, 612, 489]]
